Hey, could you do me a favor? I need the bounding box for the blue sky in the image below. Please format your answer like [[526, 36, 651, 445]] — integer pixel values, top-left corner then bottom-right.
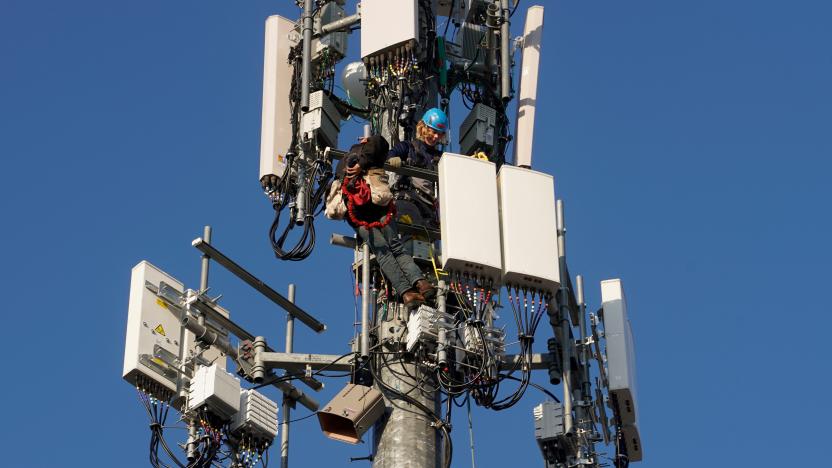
[[1, 1, 830, 466]]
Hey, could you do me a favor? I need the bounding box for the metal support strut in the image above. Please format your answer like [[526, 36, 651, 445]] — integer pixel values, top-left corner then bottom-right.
[[280, 284, 296, 468]]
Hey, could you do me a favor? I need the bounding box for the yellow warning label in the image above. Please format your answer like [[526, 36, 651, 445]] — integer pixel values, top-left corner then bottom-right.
[[154, 324, 166, 336], [156, 298, 169, 310]]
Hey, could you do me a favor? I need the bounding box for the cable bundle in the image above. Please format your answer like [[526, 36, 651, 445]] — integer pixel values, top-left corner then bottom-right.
[[137, 388, 184, 468]]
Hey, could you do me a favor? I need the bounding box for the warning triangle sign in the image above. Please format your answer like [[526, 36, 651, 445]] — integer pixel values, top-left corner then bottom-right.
[[154, 324, 166, 336]]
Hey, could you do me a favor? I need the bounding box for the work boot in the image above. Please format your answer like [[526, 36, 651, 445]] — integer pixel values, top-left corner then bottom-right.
[[401, 290, 425, 309], [414, 279, 436, 302]]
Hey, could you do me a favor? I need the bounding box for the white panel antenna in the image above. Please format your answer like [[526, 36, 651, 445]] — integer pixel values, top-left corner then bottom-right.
[[601, 278, 642, 461], [438, 153, 502, 283], [497, 165, 560, 294], [259, 16, 300, 186], [360, 0, 419, 59]]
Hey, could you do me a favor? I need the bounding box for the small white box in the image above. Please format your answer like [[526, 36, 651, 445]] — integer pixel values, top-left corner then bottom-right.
[[232, 389, 279, 441], [438, 153, 502, 282], [189, 364, 241, 421], [360, 0, 419, 59], [123, 261, 186, 399], [497, 165, 560, 294], [405, 305, 450, 352]]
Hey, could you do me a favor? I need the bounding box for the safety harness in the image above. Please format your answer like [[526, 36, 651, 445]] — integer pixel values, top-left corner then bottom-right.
[[342, 176, 397, 229]]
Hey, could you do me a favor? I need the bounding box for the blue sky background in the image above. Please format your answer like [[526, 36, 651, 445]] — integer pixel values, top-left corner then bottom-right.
[[1, 1, 830, 466]]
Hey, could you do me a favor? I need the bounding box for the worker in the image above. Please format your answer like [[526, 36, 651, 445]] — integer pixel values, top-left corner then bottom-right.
[[386, 107, 448, 228], [338, 135, 436, 308]]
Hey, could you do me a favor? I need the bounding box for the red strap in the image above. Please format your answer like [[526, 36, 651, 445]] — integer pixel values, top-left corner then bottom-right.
[[342, 177, 397, 229], [343, 176, 372, 205]]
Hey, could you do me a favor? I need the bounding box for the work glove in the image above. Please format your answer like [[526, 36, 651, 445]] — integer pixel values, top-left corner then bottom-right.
[[387, 156, 402, 169]]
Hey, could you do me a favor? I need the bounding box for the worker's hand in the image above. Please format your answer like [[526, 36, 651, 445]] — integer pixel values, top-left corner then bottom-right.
[[346, 164, 362, 178], [387, 156, 402, 168]]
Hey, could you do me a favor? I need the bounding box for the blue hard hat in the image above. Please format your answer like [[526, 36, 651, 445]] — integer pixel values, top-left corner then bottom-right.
[[421, 108, 448, 133]]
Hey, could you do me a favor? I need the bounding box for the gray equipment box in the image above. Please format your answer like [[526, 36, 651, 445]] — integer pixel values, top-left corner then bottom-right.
[[460, 22, 487, 64], [621, 423, 643, 462], [534, 401, 574, 467], [301, 90, 341, 149], [313, 2, 348, 61], [534, 400, 565, 442], [317, 384, 385, 444], [459, 103, 496, 155]]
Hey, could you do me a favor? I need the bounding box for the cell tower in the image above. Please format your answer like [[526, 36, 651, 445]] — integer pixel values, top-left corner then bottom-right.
[[122, 2, 643, 467]]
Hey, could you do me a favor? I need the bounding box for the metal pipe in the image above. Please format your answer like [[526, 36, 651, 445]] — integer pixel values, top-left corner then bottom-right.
[[321, 12, 361, 34], [556, 200, 573, 432], [252, 336, 267, 382], [186, 225, 212, 460], [191, 237, 326, 332], [181, 315, 237, 359], [361, 243, 371, 359], [500, 0, 512, 102], [280, 284, 296, 468], [330, 233, 358, 249], [576, 274, 594, 447], [301, 0, 313, 112], [360, 123, 371, 361], [486, 3, 500, 94], [576, 275, 591, 401], [199, 226, 212, 292]]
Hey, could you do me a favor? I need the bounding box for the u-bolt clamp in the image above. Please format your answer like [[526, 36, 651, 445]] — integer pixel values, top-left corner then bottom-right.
[[251, 336, 267, 382]]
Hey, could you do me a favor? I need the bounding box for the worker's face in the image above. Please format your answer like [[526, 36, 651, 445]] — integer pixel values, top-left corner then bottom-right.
[[423, 127, 444, 147]]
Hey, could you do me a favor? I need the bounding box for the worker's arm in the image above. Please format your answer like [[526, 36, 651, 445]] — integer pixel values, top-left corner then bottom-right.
[[387, 141, 411, 168]]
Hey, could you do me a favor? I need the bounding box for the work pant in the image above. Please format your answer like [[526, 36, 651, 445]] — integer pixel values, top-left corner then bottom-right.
[[355, 220, 424, 296]]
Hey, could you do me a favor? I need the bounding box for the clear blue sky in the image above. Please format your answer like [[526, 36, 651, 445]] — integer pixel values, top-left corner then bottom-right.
[[1, 1, 830, 466]]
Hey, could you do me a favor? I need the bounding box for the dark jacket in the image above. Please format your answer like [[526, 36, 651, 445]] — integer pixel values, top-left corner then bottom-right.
[[388, 139, 442, 168], [336, 135, 392, 226], [337, 135, 390, 179]]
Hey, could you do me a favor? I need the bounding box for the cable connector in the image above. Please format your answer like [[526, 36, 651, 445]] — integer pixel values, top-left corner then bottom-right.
[[431, 420, 452, 432]]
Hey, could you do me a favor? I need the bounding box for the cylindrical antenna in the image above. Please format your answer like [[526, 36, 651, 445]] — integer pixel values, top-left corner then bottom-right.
[[513, 6, 544, 168]]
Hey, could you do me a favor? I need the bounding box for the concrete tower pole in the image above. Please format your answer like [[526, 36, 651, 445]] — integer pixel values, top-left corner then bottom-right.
[[372, 306, 441, 468], [369, 15, 441, 467]]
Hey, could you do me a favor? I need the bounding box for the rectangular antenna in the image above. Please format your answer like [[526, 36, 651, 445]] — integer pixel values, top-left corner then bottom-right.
[[192, 238, 326, 333]]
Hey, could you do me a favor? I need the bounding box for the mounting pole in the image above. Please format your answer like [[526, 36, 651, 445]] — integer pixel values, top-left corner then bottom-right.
[[556, 201, 573, 432], [188, 225, 212, 461], [500, 0, 512, 102], [576, 275, 592, 420], [280, 284, 296, 468], [361, 245, 371, 359], [361, 124, 372, 361], [300, 0, 313, 111]]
